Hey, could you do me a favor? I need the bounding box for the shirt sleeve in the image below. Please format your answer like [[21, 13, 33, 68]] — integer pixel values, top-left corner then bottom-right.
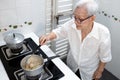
[[52, 23, 69, 40], [99, 32, 112, 63]]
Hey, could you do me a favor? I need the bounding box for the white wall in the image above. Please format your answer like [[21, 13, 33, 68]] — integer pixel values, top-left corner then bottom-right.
[[0, 0, 46, 39], [95, 0, 120, 79]]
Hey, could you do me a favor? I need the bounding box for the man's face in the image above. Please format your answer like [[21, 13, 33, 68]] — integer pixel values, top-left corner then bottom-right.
[[73, 7, 93, 30]]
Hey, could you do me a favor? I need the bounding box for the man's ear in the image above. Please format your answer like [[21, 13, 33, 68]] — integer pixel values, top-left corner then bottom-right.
[[90, 15, 96, 21]]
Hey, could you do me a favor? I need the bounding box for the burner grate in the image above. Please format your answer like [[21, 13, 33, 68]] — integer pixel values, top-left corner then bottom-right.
[[14, 66, 53, 80], [11, 47, 23, 53], [1, 43, 32, 61]]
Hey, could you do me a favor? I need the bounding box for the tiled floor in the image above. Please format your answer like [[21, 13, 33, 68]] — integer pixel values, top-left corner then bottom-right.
[[100, 69, 119, 80]]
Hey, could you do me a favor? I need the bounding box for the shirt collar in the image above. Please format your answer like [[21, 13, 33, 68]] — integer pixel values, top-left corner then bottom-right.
[[71, 20, 77, 30], [88, 22, 99, 40], [72, 21, 99, 40]]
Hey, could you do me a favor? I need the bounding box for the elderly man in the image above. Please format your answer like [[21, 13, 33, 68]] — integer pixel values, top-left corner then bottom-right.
[[39, 0, 112, 80]]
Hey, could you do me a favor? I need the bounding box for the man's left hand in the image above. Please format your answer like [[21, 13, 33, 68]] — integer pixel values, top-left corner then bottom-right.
[[93, 69, 103, 80]]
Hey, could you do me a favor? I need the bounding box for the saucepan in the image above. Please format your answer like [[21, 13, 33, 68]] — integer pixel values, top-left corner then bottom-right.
[[4, 33, 24, 50], [20, 53, 60, 77]]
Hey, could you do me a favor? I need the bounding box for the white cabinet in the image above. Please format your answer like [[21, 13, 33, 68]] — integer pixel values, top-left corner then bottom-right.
[[45, 0, 74, 59]]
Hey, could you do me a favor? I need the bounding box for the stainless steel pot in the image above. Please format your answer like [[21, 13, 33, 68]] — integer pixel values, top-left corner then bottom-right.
[[4, 33, 24, 50], [20, 54, 60, 77], [20, 54, 44, 77]]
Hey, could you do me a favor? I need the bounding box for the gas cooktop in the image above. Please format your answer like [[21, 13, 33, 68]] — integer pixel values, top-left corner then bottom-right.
[[0, 38, 64, 80]]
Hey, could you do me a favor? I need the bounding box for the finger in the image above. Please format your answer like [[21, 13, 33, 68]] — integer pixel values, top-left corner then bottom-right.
[[39, 36, 42, 42], [39, 36, 46, 45], [39, 35, 45, 42], [94, 75, 101, 80], [95, 78, 98, 80], [93, 73, 96, 79], [40, 37, 46, 45], [41, 38, 46, 45]]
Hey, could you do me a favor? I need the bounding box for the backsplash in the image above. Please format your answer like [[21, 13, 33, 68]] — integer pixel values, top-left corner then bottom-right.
[[98, 11, 120, 23], [0, 21, 32, 32], [0, 0, 45, 35]]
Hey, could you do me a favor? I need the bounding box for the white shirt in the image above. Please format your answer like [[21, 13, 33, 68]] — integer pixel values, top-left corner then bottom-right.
[[52, 19, 112, 80]]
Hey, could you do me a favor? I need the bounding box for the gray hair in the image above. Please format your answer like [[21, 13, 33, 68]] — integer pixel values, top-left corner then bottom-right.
[[74, 0, 99, 16]]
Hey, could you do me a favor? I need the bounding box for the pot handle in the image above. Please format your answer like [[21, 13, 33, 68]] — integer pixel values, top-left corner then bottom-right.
[[43, 55, 60, 69], [44, 55, 60, 62], [32, 45, 41, 54], [48, 55, 60, 60]]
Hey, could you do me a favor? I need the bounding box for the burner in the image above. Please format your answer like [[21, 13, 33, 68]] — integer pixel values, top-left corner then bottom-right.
[[26, 74, 41, 80], [1, 43, 32, 61], [14, 66, 53, 80], [11, 47, 23, 53]]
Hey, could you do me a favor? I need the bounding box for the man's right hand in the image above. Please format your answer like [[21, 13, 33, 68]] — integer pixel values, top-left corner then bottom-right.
[[39, 32, 57, 45], [39, 35, 50, 45]]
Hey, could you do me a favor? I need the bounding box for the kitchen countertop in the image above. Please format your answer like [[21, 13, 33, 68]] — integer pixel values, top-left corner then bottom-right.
[[0, 32, 80, 80]]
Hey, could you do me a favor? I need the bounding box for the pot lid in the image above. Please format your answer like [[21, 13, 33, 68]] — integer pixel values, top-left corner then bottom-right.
[[4, 33, 24, 44]]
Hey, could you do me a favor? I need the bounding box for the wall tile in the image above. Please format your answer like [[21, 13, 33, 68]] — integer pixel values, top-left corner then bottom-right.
[[16, 0, 32, 8], [16, 7, 33, 24], [0, 0, 45, 37], [0, 9, 17, 26], [0, 0, 16, 10]]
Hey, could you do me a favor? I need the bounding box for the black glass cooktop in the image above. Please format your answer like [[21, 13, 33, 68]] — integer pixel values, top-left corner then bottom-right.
[[0, 38, 64, 80]]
